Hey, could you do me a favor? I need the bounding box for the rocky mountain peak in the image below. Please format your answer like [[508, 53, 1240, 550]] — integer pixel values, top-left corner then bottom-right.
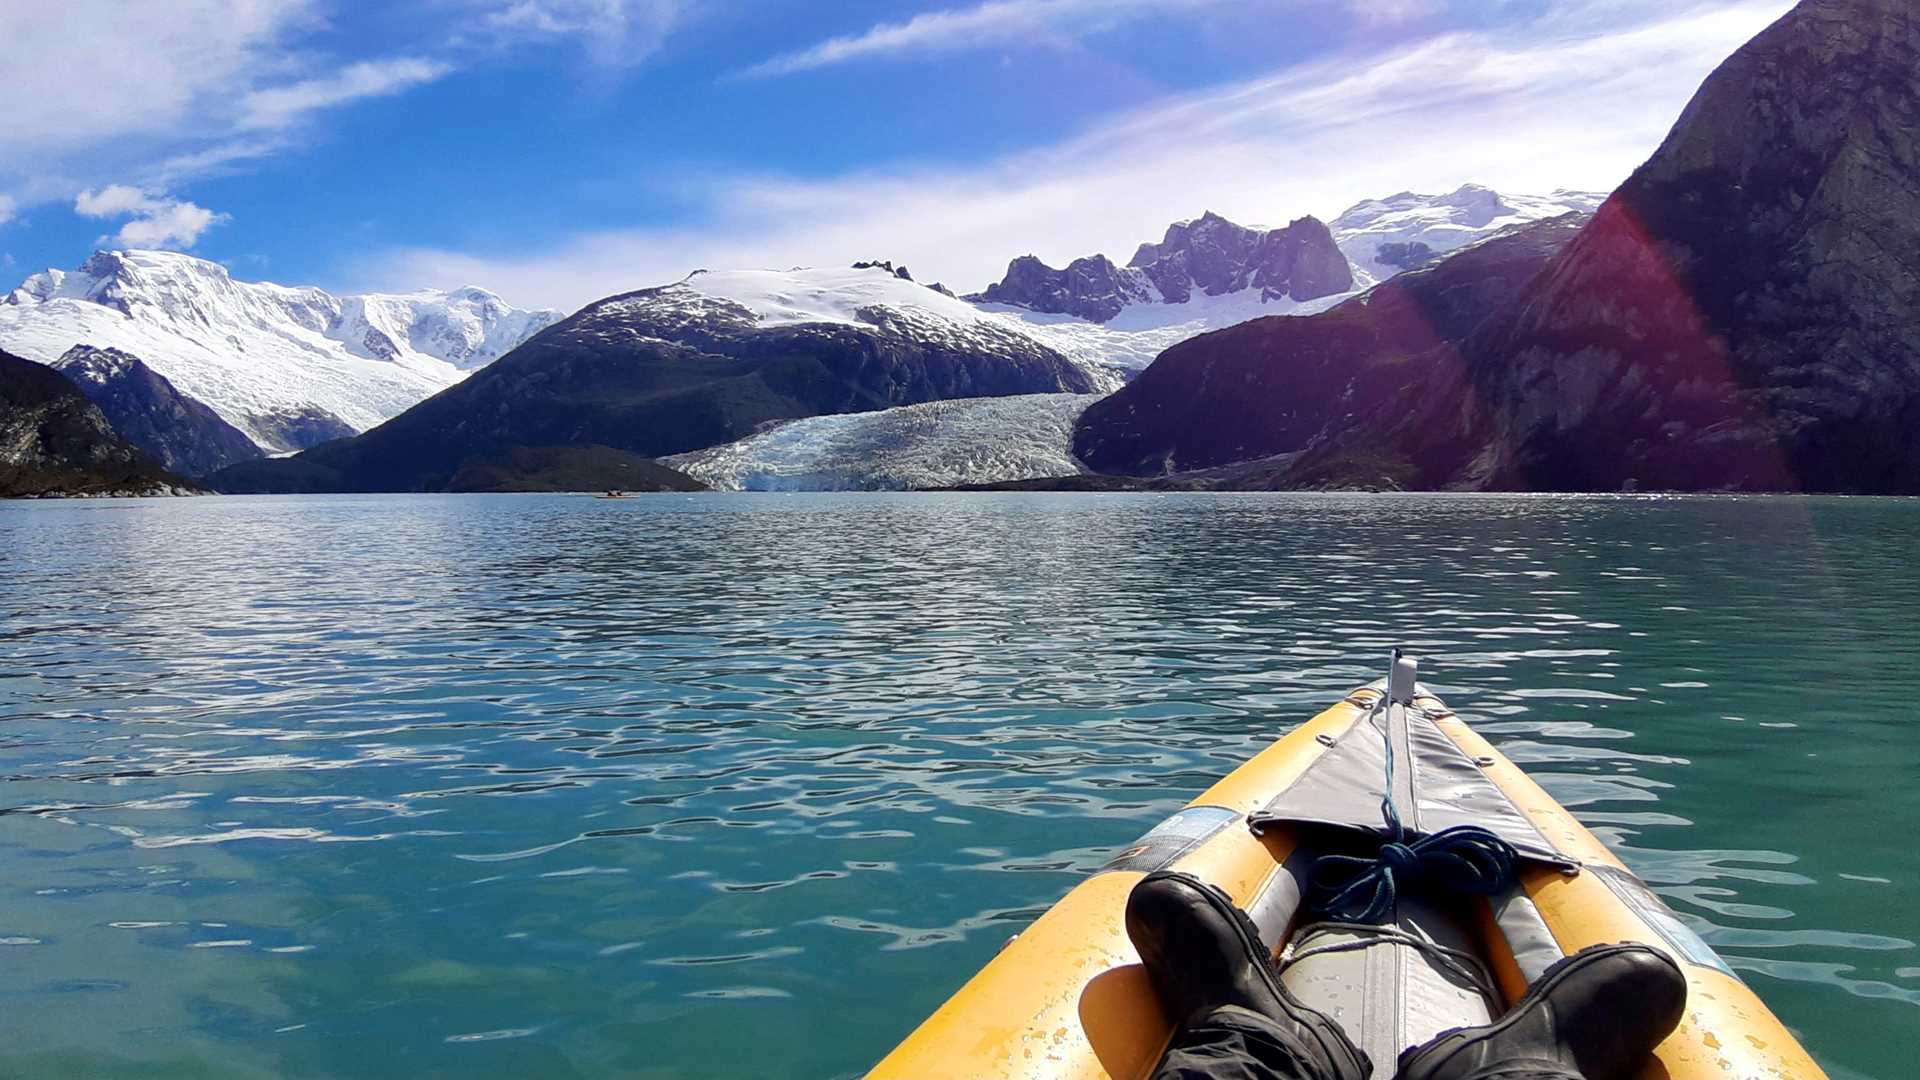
[[54, 344, 140, 382], [972, 211, 1350, 323], [851, 260, 914, 280]]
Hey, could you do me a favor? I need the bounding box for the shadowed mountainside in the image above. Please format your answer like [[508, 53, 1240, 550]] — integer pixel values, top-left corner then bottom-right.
[[54, 345, 263, 477], [0, 349, 193, 497], [1076, 0, 1920, 493], [209, 273, 1092, 493]]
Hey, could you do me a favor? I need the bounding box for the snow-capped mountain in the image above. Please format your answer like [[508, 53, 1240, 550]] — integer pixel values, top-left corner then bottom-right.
[[665, 393, 1097, 491], [959, 193, 1608, 384], [1330, 184, 1605, 286], [968, 212, 1358, 381], [53, 345, 263, 477], [0, 250, 562, 452], [627, 262, 1120, 392], [211, 262, 1098, 493], [653, 262, 1042, 342]]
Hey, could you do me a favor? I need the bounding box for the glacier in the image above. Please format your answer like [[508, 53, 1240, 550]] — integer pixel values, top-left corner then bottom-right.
[[664, 393, 1099, 491], [0, 250, 561, 452]]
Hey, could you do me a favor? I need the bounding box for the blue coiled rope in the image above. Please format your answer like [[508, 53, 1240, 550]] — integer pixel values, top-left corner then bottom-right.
[[1306, 694, 1519, 925]]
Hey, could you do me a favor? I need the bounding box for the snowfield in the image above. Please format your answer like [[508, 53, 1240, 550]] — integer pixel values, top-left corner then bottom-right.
[[1331, 185, 1605, 287], [678, 266, 989, 329], [605, 266, 1132, 391], [0, 250, 560, 452], [664, 393, 1099, 491], [983, 285, 1357, 380]]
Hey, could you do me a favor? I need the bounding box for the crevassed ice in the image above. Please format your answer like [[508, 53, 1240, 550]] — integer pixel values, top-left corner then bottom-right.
[[665, 393, 1100, 491]]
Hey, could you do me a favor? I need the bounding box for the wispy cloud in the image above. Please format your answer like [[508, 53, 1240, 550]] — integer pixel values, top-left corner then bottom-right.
[[365, 0, 1793, 310], [75, 186, 229, 250], [0, 195, 15, 228], [481, 0, 685, 68], [0, 0, 698, 215], [737, 0, 1224, 79], [239, 58, 452, 131]]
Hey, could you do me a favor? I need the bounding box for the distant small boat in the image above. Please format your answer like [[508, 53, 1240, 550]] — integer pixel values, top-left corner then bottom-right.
[[869, 654, 1826, 1080], [596, 491, 632, 499]]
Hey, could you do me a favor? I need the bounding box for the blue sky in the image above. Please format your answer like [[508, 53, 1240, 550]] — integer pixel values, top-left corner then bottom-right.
[[0, 0, 1793, 309]]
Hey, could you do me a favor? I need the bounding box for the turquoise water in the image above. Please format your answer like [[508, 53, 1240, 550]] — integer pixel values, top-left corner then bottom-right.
[[1, 492, 1915, 1079]]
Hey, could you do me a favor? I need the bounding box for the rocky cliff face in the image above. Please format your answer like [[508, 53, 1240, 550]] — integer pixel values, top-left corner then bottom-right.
[[973, 253, 1152, 324], [1461, 0, 1920, 492], [973, 213, 1353, 323], [0, 349, 190, 497], [1081, 0, 1920, 493], [53, 346, 263, 477], [1129, 213, 1352, 304]]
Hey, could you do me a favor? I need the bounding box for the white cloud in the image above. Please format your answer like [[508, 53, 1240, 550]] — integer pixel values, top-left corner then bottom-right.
[[0, 0, 454, 215], [75, 186, 229, 250], [0, 195, 15, 227], [72, 186, 158, 218], [149, 139, 295, 185], [739, 0, 1222, 78], [362, 0, 1793, 311], [483, 0, 684, 68], [0, 0, 315, 159], [239, 58, 452, 131]]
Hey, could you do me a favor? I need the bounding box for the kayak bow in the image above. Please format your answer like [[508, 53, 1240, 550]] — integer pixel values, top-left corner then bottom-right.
[[869, 670, 1826, 1080]]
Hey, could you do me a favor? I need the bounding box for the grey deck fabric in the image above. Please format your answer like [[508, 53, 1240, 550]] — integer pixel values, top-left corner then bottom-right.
[[1247, 698, 1575, 871]]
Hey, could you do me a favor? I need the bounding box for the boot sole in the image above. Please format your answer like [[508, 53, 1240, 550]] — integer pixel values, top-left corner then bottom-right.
[[1395, 942, 1683, 1078]]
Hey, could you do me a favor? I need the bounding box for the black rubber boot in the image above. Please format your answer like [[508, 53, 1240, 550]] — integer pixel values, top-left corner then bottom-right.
[[1395, 943, 1688, 1080], [1126, 870, 1371, 1080]]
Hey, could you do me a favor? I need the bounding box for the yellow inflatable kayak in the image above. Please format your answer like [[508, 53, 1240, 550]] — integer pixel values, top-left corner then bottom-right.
[[869, 660, 1826, 1080]]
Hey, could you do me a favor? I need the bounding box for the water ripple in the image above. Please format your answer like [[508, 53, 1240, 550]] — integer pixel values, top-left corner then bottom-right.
[[1, 491, 1916, 1080]]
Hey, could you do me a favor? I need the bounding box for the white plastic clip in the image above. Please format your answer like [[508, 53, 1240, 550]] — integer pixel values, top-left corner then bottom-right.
[[1388, 649, 1418, 706]]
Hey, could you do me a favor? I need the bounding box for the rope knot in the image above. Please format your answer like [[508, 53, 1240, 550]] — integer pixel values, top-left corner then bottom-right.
[[1379, 842, 1421, 876]]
